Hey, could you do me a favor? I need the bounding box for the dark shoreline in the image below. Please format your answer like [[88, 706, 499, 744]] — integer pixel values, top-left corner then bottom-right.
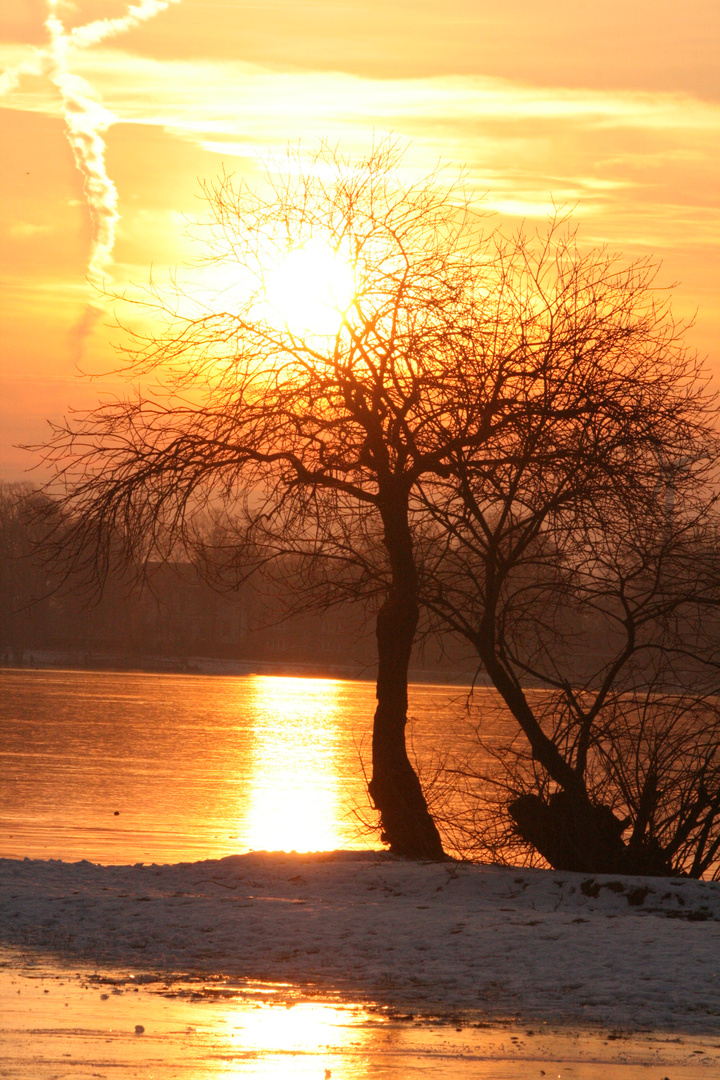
[[0, 650, 477, 686]]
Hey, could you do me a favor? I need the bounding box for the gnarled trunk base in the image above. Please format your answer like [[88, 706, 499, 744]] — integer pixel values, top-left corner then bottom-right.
[[368, 720, 445, 860], [509, 791, 672, 876]]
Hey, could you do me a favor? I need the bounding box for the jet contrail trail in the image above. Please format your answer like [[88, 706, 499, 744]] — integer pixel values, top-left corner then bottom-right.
[[45, 5, 120, 292], [44, 0, 181, 291], [70, 1, 182, 49], [0, 1, 181, 350]]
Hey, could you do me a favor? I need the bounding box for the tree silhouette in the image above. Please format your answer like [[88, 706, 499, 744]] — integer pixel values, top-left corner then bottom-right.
[[38, 142, 517, 859], [415, 229, 720, 874], [38, 144, 720, 872]]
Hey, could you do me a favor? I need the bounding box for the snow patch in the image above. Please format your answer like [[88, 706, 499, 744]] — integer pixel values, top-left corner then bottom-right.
[[2, 851, 719, 1031]]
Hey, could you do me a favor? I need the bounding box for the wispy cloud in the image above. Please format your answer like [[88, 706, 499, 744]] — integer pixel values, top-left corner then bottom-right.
[[4, 39, 718, 257], [60, 52, 720, 245], [9, 222, 57, 238], [8, 46, 719, 139], [52, 53, 720, 134], [0, 48, 46, 97]]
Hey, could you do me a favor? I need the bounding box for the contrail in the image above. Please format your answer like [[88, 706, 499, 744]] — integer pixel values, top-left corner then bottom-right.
[[0, 1, 180, 349], [70, 1, 182, 49], [44, 0, 181, 291], [45, 4, 120, 292]]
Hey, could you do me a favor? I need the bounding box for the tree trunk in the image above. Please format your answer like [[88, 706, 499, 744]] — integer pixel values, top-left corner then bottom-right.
[[477, 626, 666, 874], [509, 790, 672, 876], [367, 490, 445, 860], [509, 790, 628, 873]]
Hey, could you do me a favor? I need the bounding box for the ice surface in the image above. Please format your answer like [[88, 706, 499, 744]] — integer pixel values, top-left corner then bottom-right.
[[1, 850, 719, 1032], [3, 959, 720, 1079]]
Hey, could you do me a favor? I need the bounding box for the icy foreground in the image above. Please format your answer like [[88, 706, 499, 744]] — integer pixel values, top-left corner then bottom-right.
[[1, 851, 719, 1031]]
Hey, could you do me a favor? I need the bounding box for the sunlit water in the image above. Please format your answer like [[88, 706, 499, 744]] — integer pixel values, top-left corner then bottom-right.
[[2, 955, 717, 1079], [0, 668, 506, 864], [3, 671, 718, 1078]]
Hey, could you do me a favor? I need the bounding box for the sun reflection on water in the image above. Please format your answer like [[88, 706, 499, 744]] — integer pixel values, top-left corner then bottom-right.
[[230, 1001, 370, 1052], [242, 676, 347, 853], [216, 999, 376, 1078]]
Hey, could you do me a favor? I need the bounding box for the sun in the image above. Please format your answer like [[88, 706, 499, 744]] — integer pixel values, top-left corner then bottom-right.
[[265, 239, 355, 336]]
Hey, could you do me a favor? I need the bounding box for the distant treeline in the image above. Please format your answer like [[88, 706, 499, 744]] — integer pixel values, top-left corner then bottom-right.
[[0, 482, 473, 678]]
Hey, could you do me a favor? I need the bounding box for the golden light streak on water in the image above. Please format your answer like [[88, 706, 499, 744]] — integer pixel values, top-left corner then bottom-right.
[[216, 1001, 375, 1077], [243, 676, 347, 852]]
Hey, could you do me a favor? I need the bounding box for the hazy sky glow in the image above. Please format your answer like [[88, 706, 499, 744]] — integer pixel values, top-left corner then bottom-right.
[[1, 0, 718, 477]]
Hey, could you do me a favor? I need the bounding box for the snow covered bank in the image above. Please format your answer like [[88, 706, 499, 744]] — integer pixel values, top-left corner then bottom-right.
[[1, 851, 718, 1032]]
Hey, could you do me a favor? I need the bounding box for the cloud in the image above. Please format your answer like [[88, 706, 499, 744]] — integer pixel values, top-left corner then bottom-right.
[[8, 221, 57, 238], [4, 40, 717, 264], [52, 52, 720, 135], [61, 51, 720, 242], [0, 48, 46, 97], [9, 43, 719, 136]]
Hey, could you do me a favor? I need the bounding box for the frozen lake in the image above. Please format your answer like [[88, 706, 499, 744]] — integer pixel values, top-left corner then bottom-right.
[[4, 951, 718, 1079], [2, 668, 720, 1078], [0, 667, 501, 864]]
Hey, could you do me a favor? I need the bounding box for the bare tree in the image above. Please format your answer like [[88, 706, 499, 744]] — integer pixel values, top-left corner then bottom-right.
[[35, 141, 528, 859], [35, 145, 720, 871], [415, 227, 720, 875]]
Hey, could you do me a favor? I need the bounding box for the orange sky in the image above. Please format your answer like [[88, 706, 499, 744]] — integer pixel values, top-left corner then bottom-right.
[[1, 0, 718, 478]]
